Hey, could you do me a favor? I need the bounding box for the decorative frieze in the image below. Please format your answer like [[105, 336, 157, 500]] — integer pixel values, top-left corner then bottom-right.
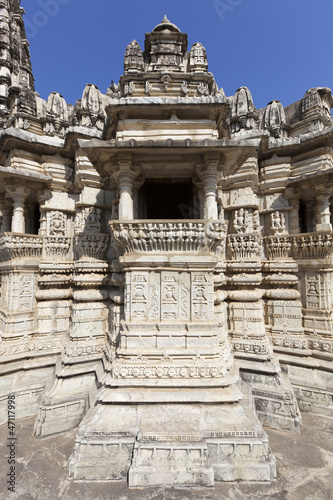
[[0, 234, 43, 261], [43, 236, 71, 259], [74, 234, 109, 260], [264, 235, 292, 260], [292, 232, 333, 258], [228, 234, 262, 260], [113, 364, 226, 380], [110, 221, 226, 255]]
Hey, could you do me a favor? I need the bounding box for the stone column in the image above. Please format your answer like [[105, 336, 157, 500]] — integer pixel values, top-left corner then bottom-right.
[[117, 155, 138, 221], [315, 186, 332, 232], [37, 190, 51, 236], [5, 184, 31, 233], [133, 176, 145, 219], [201, 153, 220, 220], [285, 188, 300, 234], [0, 198, 13, 233]]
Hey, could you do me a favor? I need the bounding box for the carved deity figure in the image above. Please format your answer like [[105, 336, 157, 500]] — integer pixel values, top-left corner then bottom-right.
[[271, 211, 286, 235], [74, 207, 102, 234], [234, 208, 251, 233], [49, 211, 66, 236]]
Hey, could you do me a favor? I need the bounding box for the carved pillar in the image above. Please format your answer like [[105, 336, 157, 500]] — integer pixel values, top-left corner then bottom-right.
[[285, 188, 300, 234], [37, 190, 51, 236], [117, 155, 138, 221], [5, 184, 31, 233], [315, 186, 332, 232], [200, 154, 220, 220], [0, 198, 13, 233]]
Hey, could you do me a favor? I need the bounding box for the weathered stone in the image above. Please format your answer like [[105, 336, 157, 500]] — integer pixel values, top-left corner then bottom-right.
[[0, 9, 333, 491]]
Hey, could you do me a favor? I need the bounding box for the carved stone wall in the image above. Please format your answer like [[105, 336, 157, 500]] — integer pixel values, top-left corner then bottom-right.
[[0, 9, 333, 490]]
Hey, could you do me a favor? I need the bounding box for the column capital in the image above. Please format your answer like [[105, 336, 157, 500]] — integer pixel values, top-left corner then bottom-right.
[[314, 184, 332, 198], [5, 183, 31, 201], [204, 152, 220, 167], [117, 153, 133, 170]]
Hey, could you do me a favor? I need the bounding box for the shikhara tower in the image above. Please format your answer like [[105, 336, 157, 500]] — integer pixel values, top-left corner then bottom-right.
[[1, 3, 333, 488]]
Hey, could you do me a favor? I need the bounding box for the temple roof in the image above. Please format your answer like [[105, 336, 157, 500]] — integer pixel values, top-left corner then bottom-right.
[[152, 15, 181, 33]]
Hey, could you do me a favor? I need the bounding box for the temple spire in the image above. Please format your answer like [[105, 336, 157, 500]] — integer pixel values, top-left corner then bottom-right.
[[0, 0, 36, 126]]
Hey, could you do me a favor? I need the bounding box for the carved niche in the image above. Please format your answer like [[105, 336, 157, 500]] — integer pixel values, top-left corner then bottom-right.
[[74, 207, 109, 260]]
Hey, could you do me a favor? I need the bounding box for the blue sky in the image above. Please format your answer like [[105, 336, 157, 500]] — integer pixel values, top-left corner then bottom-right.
[[23, 0, 333, 110]]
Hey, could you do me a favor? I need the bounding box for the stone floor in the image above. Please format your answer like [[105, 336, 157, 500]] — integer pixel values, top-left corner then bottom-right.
[[0, 413, 332, 500]]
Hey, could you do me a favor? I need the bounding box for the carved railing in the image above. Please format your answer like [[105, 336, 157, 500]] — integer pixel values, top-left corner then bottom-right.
[[0, 233, 43, 261], [228, 234, 262, 260], [264, 235, 292, 260], [74, 233, 109, 260], [110, 220, 227, 255], [43, 236, 71, 259], [292, 232, 333, 259]]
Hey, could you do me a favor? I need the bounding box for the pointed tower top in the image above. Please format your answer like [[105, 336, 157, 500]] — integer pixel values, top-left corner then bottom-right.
[[0, 0, 36, 124], [152, 15, 181, 33]]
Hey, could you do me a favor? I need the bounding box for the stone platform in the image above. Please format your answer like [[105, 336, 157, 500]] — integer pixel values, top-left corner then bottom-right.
[[1, 413, 332, 500]]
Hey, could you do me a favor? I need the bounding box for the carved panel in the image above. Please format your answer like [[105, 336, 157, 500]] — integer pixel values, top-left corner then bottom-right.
[[148, 272, 160, 321], [74, 207, 102, 235], [130, 272, 149, 322], [125, 271, 213, 324], [191, 273, 214, 322], [305, 274, 321, 309], [47, 211, 67, 236], [161, 272, 179, 321], [4, 272, 36, 313], [267, 300, 303, 334], [229, 301, 266, 339]]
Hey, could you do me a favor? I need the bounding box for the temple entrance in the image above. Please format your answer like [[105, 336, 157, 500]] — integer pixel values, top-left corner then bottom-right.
[[138, 180, 196, 219]]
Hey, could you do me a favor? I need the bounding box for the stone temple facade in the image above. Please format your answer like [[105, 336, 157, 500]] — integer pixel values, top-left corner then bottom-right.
[[0, 2, 333, 488]]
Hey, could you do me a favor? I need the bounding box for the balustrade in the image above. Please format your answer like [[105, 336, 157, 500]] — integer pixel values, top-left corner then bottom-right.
[[0, 233, 43, 261], [110, 220, 227, 255]]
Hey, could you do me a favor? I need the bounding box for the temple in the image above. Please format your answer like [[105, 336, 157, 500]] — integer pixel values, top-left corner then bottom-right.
[[0, 2, 333, 488]]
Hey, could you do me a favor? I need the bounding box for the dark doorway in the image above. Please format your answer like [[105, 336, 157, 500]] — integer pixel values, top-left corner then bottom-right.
[[139, 181, 194, 219]]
